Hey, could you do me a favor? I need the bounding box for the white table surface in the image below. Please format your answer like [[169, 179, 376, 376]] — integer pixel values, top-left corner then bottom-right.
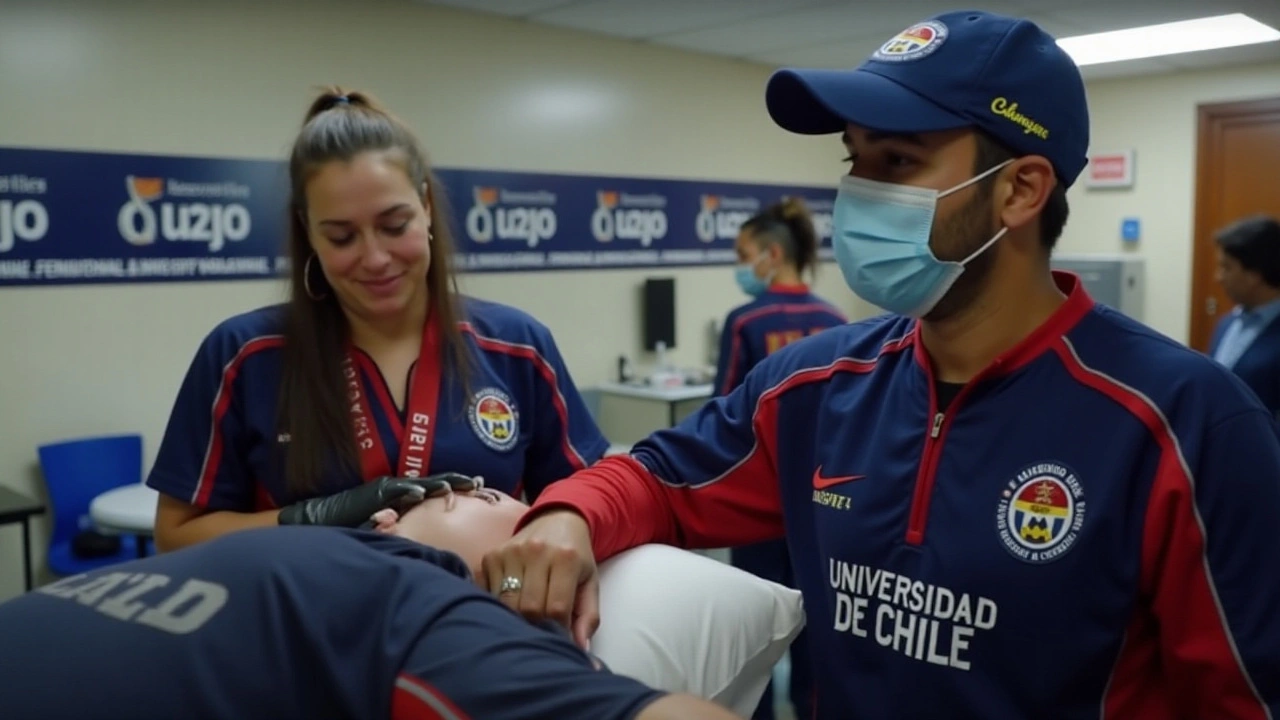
[[597, 382, 713, 403], [90, 484, 158, 535]]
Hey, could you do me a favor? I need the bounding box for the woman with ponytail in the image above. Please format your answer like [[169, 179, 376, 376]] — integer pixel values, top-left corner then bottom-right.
[[147, 87, 606, 552], [716, 197, 847, 395], [714, 196, 846, 720]]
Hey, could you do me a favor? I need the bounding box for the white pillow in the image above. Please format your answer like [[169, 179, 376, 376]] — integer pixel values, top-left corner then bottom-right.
[[591, 544, 806, 717]]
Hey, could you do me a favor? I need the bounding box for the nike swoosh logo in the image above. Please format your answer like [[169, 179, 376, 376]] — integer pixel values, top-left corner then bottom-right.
[[812, 466, 866, 490]]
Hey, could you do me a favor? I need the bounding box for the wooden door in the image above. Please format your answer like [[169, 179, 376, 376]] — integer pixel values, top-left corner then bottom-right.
[[1190, 97, 1280, 352]]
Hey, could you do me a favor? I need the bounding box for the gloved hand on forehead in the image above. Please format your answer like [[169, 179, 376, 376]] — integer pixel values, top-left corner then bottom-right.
[[410, 472, 498, 505], [361, 473, 505, 532], [277, 472, 492, 528]]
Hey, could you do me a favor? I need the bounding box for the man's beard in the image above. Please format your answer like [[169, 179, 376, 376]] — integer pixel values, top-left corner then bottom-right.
[[922, 189, 1000, 323]]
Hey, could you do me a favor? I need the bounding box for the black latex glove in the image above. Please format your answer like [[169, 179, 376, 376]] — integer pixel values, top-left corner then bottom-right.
[[278, 473, 491, 528], [277, 476, 430, 527]]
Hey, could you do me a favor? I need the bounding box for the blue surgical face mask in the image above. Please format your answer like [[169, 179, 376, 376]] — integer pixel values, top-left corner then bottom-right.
[[832, 160, 1013, 317], [734, 255, 774, 297]]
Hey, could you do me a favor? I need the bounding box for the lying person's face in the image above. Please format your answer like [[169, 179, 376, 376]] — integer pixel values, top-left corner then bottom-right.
[[371, 488, 529, 580], [375, 488, 606, 667]]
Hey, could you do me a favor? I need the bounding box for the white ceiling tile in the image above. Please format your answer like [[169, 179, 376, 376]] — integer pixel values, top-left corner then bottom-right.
[[1241, 0, 1280, 30], [658, 1, 1028, 57], [418, 0, 582, 16], [746, 32, 895, 70], [417, 0, 1280, 82], [1014, 13, 1100, 39], [1159, 41, 1280, 70], [657, 7, 907, 56], [527, 0, 826, 39], [1076, 57, 1181, 81], [1030, 1, 1280, 76], [1034, 0, 1260, 35]]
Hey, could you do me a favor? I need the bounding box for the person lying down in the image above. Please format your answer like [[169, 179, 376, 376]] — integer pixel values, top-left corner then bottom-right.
[[0, 522, 746, 720], [367, 481, 807, 718]]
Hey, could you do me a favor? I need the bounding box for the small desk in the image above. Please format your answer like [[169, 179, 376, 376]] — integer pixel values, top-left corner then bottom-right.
[[0, 487, 46, 592], [597, 382, 714, 427], [90, 484, 157, 558]]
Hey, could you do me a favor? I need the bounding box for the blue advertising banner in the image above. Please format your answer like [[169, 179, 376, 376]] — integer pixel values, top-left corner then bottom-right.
[[0, 147, 290, 287], [437, 169, 836, 273], [0, 146, 836, 287]]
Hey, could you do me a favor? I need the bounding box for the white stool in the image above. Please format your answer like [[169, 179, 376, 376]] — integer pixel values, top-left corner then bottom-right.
[[90, 484, 158, 558]]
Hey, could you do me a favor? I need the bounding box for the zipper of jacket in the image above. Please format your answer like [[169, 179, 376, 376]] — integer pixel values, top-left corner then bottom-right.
[[905, 386, 973, 545]]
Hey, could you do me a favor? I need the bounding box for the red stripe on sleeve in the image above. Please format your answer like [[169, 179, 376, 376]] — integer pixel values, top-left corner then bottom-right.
[[524, 456, 677, 560], [1054, 340, 1268, 719], [529, 447, 782, 560], [391, 675, 472, 720], [192, 336, 283, 507], [460, 323, 587, 471], [527, 354, 888, 561]]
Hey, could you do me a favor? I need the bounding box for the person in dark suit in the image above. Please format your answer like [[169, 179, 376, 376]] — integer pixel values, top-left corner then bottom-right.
[[1209, 215, 1280, 415]]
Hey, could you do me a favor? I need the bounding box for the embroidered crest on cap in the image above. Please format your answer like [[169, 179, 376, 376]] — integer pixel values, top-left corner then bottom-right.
[[872, 20, 949, 63]]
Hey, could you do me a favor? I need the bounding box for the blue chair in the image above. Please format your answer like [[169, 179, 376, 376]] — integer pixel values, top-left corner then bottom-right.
[[37, 434, 146, 576]]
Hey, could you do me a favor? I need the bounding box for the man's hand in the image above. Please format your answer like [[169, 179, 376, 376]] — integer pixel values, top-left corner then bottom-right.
[[480, 510, 600, 649]]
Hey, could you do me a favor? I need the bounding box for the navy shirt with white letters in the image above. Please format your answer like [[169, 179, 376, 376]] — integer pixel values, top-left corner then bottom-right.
[[0, 527, 663, 720]]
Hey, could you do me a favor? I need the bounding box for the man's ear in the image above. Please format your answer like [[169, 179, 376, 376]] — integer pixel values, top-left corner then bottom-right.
[[998, 155, 1055, 232], [1243, 267, 1267, 291]]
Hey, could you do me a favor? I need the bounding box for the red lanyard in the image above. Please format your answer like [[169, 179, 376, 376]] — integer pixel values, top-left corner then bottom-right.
[[342, 312, 443, 481]]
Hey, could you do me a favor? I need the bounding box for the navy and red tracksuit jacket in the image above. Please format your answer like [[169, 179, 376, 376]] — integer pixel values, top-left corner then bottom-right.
[[714, 283, 848, 397], [145, 297, 606, 512], [530, 271, 1280, 719]]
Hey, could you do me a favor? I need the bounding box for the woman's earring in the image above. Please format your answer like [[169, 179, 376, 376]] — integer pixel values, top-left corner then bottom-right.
[[303, 253, 328, 301]]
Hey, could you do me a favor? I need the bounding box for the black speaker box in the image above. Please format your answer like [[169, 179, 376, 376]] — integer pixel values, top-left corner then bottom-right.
[[642, 277, 675, 351]]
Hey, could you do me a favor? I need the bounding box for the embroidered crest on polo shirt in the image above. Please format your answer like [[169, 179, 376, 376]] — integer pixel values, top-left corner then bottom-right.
[[872, 21, 949, 62], [995, 462, 1087, 564], [469, 387, 519, 452]]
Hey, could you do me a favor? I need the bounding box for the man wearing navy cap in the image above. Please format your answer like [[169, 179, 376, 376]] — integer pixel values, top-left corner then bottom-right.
[[486, 10, 1280, 719]]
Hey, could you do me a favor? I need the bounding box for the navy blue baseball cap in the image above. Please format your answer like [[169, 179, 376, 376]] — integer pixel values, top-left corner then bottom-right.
[[765, 10, 1090, 187]]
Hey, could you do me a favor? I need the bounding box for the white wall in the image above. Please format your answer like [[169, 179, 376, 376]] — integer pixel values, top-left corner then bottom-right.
[[1060, 59, 1280, 344], [4, 0, 1278, 602], [0, 0, 864, 600]]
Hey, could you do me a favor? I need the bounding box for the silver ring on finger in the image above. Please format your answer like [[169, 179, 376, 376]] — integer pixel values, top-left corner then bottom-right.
[[499, 575, 522, 595]]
